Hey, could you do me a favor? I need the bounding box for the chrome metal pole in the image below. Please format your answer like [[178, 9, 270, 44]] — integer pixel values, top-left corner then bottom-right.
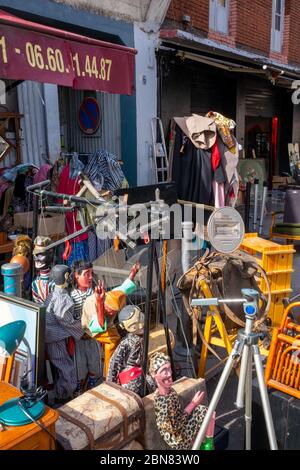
[[245, 348, 253, 450], [252, 344, 278, 450], [192, 341, 241, 450]]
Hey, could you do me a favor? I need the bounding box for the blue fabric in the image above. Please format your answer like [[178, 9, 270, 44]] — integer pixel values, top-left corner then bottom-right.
[[67, 240, 89, 267], [84, 149, 124, 192]]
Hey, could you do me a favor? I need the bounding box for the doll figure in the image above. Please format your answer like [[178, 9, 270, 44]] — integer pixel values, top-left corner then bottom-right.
[[81, 262, 141, 377], [32, 236, 54, 304], [70, 260, 103, 393], [45, 265, 83, 403], [106, 305, 156, 395], [149, 352, 208, 450]]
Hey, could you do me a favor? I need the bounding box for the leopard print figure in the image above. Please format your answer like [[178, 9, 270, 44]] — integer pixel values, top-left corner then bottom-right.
[[154, 388, 207, 450]]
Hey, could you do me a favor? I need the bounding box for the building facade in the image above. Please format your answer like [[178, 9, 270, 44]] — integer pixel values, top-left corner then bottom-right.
[[159, 0, 300, 182], [0, 0, 171, 186]]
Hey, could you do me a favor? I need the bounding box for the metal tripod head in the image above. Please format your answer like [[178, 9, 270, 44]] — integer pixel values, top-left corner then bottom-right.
[[191, 288, 260, 322]]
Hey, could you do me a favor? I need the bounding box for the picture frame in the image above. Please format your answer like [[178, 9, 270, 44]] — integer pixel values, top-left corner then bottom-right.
[[0, 293, 45, 387]]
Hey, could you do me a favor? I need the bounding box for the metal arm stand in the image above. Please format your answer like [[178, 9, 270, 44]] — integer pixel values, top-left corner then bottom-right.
[[141, 238, 175, 397], [191, 289, 278, 450]]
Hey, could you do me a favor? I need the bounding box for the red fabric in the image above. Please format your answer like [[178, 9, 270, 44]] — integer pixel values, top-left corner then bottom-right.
[[211, 141, 221, 171], [118, 367, 142, 385], [57, 165, 88, 242], [67, 337, 75, 357]]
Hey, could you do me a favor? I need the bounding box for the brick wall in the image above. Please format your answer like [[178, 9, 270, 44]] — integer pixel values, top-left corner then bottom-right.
[[165, 0, 300, 66], [165, 0, 209, 33], [286, 0, 300, 66], [234, 0, 273, 55]]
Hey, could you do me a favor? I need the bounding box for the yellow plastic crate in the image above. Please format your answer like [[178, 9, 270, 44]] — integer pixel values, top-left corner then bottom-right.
[[241, 233, 295, 327]]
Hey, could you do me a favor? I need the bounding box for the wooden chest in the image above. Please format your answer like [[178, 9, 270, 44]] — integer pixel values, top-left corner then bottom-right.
[[55, 381, 145, 450]]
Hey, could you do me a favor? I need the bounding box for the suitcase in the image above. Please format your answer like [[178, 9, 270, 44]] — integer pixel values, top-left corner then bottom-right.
[[55, 382, 145, 450]]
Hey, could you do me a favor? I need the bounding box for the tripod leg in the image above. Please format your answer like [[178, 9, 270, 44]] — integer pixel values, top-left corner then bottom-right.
[[252, 345, 278, 450], [192, 341, 241, 450], [244, 348, 252, 450], [236, 344, 250, 409]]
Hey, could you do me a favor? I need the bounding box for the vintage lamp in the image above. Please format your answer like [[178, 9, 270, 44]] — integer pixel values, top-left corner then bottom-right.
[[0, 320, 46, 426]]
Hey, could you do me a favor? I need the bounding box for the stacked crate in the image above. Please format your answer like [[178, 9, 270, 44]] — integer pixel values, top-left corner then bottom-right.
[[241, 233, 295, 327]]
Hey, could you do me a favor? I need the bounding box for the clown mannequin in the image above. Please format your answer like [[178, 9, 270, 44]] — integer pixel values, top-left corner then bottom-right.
[[45, 265, 83, 403], [150, 352, 208, 450], [71, 260, 103, 393], [106, 305, 156, 395], [32, 236, 54, 304], [81, 262, 141, 377]]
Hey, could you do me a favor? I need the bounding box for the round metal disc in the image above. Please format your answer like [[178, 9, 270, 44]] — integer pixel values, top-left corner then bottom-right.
[[207, 207, 245, 253]]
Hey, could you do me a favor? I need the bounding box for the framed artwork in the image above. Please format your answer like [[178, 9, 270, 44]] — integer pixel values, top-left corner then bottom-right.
[[288, 143, 300, 178], [0, 293, 45, 387], [238, 158, 268, 188]]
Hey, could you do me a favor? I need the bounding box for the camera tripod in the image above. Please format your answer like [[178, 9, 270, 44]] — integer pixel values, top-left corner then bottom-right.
[[191, 289, 278, 450]]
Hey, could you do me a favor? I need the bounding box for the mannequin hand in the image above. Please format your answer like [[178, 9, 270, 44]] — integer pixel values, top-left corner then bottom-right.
[[95, 280, 105, 302], [129, 261, 141, 281], [184, 391, 205, 415], [191, 391, 205, 407]]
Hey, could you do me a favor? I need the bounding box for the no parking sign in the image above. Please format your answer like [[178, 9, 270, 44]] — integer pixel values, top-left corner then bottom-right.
[[78, 97, 101, 135]]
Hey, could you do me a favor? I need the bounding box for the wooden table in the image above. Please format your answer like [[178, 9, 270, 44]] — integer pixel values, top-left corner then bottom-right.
[[0, 382, 58, 450], [0, 241, 14, 255]]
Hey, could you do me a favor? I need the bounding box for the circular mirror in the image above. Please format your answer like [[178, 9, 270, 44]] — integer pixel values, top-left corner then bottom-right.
[[207, 207, 245, 253]]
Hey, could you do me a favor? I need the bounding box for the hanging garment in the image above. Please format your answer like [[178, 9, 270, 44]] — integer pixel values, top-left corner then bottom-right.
[[51, 157, 65, 191], [33, 164, 51, 185], [218, 137, 239, 207], [206, 111, 236, 153], [57, 164, 88, 243], [84, 149, 125, 192], [185, 114, 217, 150], [88, 229, 111, 263], [212, 180, 225, 209], [170, 123, 214, 206], [66, 240, 89, 267], [69, 153, 85, 180]]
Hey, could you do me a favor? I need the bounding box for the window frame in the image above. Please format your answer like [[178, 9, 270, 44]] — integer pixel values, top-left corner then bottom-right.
[[271, 0, 285, 53], [209, 0, 229, 35]]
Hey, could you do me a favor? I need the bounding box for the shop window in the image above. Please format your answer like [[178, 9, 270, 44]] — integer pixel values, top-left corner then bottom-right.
[[271, 0, 285, 53], [209, 0, 229, 35]]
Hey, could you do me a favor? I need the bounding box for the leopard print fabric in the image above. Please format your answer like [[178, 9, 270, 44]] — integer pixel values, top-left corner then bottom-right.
[[154, 388, 207, 450]]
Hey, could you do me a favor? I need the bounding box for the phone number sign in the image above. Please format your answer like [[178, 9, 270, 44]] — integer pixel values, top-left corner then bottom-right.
[[0, 24, 135, 95]]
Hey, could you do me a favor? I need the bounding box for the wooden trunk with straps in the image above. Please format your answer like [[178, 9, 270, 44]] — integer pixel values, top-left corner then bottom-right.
[[55, 382, 145, 450]]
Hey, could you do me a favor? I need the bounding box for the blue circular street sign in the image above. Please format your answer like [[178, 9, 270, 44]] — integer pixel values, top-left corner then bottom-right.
[[78, 97, 101, 135]]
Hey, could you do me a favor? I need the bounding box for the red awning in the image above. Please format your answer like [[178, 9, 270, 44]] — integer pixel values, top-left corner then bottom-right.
[[0, 10, 136, 95]]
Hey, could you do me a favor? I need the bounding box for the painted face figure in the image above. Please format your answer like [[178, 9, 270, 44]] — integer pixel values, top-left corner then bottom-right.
[[154, 362, 173, 395], [33, 251, 53, 271], [33, 236, 53, 271], [74, 268, 93, 291]]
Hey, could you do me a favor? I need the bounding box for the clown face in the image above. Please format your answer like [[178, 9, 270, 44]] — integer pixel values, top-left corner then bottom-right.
[[154, 362, 173, 394]]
